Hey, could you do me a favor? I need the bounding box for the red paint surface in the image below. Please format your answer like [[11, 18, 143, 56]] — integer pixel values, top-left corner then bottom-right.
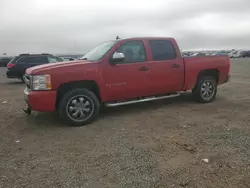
[[26, 90, 56, 112], [25, 37, 230, 111]]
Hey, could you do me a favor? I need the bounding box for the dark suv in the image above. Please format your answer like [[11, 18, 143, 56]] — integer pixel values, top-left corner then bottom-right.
[[6, 53, 64, 82]]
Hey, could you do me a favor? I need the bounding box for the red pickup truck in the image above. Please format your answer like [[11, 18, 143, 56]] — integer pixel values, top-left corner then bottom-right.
[[23, 37, 230, 126]]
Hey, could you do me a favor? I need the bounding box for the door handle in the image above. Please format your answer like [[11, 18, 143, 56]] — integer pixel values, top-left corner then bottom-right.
[[171, 64, 180, 68], [138, 66, 149, 71]]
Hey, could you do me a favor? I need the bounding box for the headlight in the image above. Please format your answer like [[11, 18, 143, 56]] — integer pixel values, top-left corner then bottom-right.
[[32, 74, 52, 91]]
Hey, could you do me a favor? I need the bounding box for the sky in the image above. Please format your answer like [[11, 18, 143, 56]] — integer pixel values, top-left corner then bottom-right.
[[0, 0, 250, 55]]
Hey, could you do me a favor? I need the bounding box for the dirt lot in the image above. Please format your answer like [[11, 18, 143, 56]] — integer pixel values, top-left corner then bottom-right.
[[0, 58, 250, 188]]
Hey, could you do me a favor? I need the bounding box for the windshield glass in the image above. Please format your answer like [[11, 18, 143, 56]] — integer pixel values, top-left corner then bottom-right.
[[80, 41, 117, 61]]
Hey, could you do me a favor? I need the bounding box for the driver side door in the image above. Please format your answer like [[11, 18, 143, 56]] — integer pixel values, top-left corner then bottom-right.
[[102, 40, 149, 101]]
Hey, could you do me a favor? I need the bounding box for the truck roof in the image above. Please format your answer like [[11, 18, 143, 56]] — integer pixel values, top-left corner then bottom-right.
[[116, 37, 175, 41]]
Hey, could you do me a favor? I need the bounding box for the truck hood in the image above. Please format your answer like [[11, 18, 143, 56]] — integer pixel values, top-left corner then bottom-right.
[[26, 60, 91, 74]]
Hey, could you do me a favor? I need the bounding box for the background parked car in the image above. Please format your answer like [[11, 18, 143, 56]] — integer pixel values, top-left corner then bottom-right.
[[241, 51, 250, 58], [0, 56, 13, 67], [181, 52, 189, 57], [6, 53, 64, 82], [229, 51, 242, 58], [191, 52, 206, 56], [58, 54, 84, 61], [62, 57, 75, 61], [211, 52, 228, 56]]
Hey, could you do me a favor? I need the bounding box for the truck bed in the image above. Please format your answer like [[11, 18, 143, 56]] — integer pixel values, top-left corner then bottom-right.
[[183, 56, 230, 90]]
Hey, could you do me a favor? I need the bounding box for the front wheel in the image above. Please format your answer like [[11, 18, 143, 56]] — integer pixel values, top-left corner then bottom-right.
[[58, 88, 100, 126], [192, 76, 217, 103]]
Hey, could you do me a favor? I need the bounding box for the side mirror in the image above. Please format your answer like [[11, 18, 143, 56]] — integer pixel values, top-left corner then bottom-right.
[[110, 52, 125, 65]]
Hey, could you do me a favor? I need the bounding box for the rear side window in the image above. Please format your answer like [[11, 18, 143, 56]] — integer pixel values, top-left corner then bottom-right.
[[17, 56, 48, 64], [47, 56, 64, 63], [149, 40, 176, 61], [56, 57, 64, 62], [8, 56, 20, 64]]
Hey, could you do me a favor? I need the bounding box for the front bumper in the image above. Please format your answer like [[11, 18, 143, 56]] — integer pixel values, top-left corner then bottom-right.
[[24, 88, 57, 112]]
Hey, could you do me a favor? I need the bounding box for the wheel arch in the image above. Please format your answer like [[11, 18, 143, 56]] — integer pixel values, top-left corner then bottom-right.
[[196, 69, 220, 86], [55, 80, 101, 110], [192, 70, 219, 103]]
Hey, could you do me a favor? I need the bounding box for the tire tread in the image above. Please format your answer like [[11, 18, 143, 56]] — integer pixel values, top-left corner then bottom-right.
[[192, 76, 217, 103], [58, 88, 100, 126]]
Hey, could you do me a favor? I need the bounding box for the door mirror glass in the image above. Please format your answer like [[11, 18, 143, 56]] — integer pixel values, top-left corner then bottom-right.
[[111, 52, 125, 64]]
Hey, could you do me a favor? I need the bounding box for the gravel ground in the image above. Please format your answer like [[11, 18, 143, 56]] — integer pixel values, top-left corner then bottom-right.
[[0, 58, 250, 188]]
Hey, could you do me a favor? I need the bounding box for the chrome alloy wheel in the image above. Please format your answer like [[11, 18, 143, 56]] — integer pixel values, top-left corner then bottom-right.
[[66, 95, 94, 122], [200, 80, 215, 100]]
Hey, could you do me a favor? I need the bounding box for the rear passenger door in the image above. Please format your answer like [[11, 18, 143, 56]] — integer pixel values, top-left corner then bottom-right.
[[145, 40, 184, 95]]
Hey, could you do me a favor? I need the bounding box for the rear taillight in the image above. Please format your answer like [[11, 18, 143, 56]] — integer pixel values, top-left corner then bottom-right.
[[7, 63, 15, 69]]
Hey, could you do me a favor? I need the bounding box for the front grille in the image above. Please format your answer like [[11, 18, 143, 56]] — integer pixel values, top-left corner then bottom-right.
[[24, 74, 31, 89]]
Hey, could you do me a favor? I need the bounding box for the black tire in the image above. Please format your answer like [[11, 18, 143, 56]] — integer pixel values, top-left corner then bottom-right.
[[20, 75, 25, 83], [58, 88, 100, 126], [192, 76, 217, 103]]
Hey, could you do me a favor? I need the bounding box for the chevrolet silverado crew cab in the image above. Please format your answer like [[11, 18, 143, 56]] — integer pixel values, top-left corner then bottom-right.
[[23, 37, 230, 126]]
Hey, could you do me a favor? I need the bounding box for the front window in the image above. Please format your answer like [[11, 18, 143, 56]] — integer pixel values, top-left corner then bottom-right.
[[115, 41, 146, 63], [80, 41, 117, 61]]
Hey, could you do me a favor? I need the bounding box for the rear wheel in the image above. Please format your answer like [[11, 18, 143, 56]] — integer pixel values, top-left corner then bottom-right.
[[192, 76, 217, 103], [58, 88, 100, 126]]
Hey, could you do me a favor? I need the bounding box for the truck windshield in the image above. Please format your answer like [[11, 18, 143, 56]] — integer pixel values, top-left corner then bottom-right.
[[80, 41, 117, 61]]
